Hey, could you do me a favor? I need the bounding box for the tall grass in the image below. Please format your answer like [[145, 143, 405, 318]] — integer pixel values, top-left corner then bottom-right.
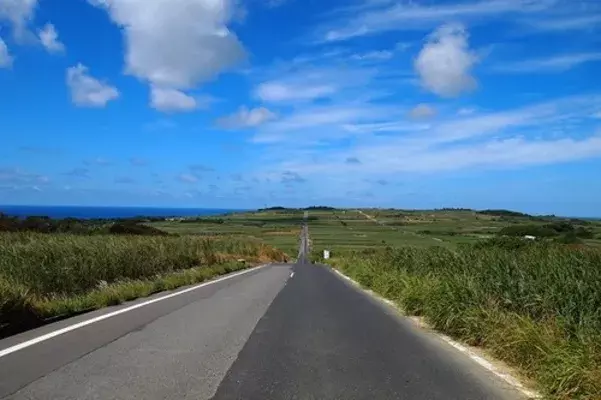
[[330, 242, 601, 399], [0, 232, 286, 332]]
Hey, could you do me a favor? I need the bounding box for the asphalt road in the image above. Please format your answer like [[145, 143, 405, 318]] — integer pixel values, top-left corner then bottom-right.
[[0, 224, 526, 399]]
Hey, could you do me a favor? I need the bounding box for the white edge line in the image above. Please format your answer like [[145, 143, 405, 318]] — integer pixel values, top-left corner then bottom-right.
[[0, 264, 269, 359], [330, 268, 540, 399]]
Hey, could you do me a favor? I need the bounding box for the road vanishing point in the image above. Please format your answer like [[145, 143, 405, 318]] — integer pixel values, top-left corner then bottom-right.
[[0, 216, 528, 399]]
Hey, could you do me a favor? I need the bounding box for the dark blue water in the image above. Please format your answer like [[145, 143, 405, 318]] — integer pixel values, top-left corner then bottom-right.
[[0, 205, 244, 219]]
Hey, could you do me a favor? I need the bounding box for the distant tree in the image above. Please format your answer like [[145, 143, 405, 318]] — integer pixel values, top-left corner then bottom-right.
[[478, 209, 533, 218], [259, 206, 289, 211], [304, 206, 337, 211], [108, 222, 169, 236]]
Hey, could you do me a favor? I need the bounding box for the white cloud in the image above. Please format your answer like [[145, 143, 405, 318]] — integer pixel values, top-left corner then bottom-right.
[[415, 23, 478, 97], [496, 53, 601, 73], [0, 0, 38, 40], [66, 63, 119, 107], [408, 104, 436, 119], [256, 82, 336, 103], [217, 106, 277, 129], [0, 37, 12, 67], [91, 0, 245, 100], [319, 0, 555, 42], [38, 23, 65, 53], [150, 87, 197, 112]]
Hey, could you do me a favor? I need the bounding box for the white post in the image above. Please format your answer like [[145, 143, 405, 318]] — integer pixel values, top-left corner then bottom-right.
[[323, 250, 330, 260]]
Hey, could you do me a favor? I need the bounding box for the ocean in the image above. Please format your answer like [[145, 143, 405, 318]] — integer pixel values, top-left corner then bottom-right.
[[0, 205, 244, 219]]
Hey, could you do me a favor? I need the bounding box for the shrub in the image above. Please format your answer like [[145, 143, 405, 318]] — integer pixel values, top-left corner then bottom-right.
[[109, 222, 169, 236]]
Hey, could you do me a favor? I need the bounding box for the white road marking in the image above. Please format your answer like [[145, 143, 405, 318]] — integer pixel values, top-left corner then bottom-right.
[[290, 272, 295, 278], [0, 264, 269, 359], [330, 267, 540, 399]]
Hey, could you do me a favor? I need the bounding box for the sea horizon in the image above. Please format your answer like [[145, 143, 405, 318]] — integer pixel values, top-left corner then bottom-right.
[[0, 205, 248, 219]]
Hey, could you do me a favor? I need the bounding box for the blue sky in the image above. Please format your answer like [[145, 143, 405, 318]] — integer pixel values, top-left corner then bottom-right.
[[1, 0, 600, 215]]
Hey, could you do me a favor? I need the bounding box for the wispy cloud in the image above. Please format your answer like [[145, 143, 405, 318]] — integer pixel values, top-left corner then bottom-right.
[[84, 157, 112, 166], [18, 146, 62, 155], [0, 167, 49, 186], [408, 104, 437, 119], [495, 53, 601, 73], [256, 82, 337, 103], [177, 173, 199, 184], [144, 119, 177, 132], [317, 0, 556, 42], [63, 168, 90, 178], [115, 176, 136, 184], [130, 157, 148, 166], [252, 102, 397, 143], [0, 37, 13, 68], [528, 14, 601, 32], [217, 106, 277, 129], [189, 164, 214, 174], [251, 94, 601, 184], [280, 171, 306, 184]]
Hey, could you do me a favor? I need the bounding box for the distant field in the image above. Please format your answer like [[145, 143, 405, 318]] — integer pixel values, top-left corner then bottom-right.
[[148, 209, 305, 257], [149, 208, 601, 258], [308, 208, 601, 257]]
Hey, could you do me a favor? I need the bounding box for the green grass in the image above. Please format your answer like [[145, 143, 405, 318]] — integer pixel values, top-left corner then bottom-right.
[[325, 241, 601, 399], [306, 209, 601, 255], [148, 209, 305, 256], [0, 232, 287, 334]]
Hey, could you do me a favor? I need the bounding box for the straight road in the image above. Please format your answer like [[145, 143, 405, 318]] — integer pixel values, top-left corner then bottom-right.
[[0, 221, 526, 399]]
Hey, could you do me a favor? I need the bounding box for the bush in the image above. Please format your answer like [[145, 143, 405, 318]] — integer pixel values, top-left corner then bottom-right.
[[499, 222, 594, 240], [554, 232, 583, 244], [109, 222, 169, 236], [180, 218, 225, 224], [499, 224, 557, 237]]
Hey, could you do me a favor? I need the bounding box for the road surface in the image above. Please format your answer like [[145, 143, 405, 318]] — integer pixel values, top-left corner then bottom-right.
[[0, 221, 526, 399]]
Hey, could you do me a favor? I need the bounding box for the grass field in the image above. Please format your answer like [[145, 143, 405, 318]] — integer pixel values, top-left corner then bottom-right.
[[148, 209, 307, 256], [306, 209, 601, 399], [307, 208, 601, 257], [0, 232, 286, 337]]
